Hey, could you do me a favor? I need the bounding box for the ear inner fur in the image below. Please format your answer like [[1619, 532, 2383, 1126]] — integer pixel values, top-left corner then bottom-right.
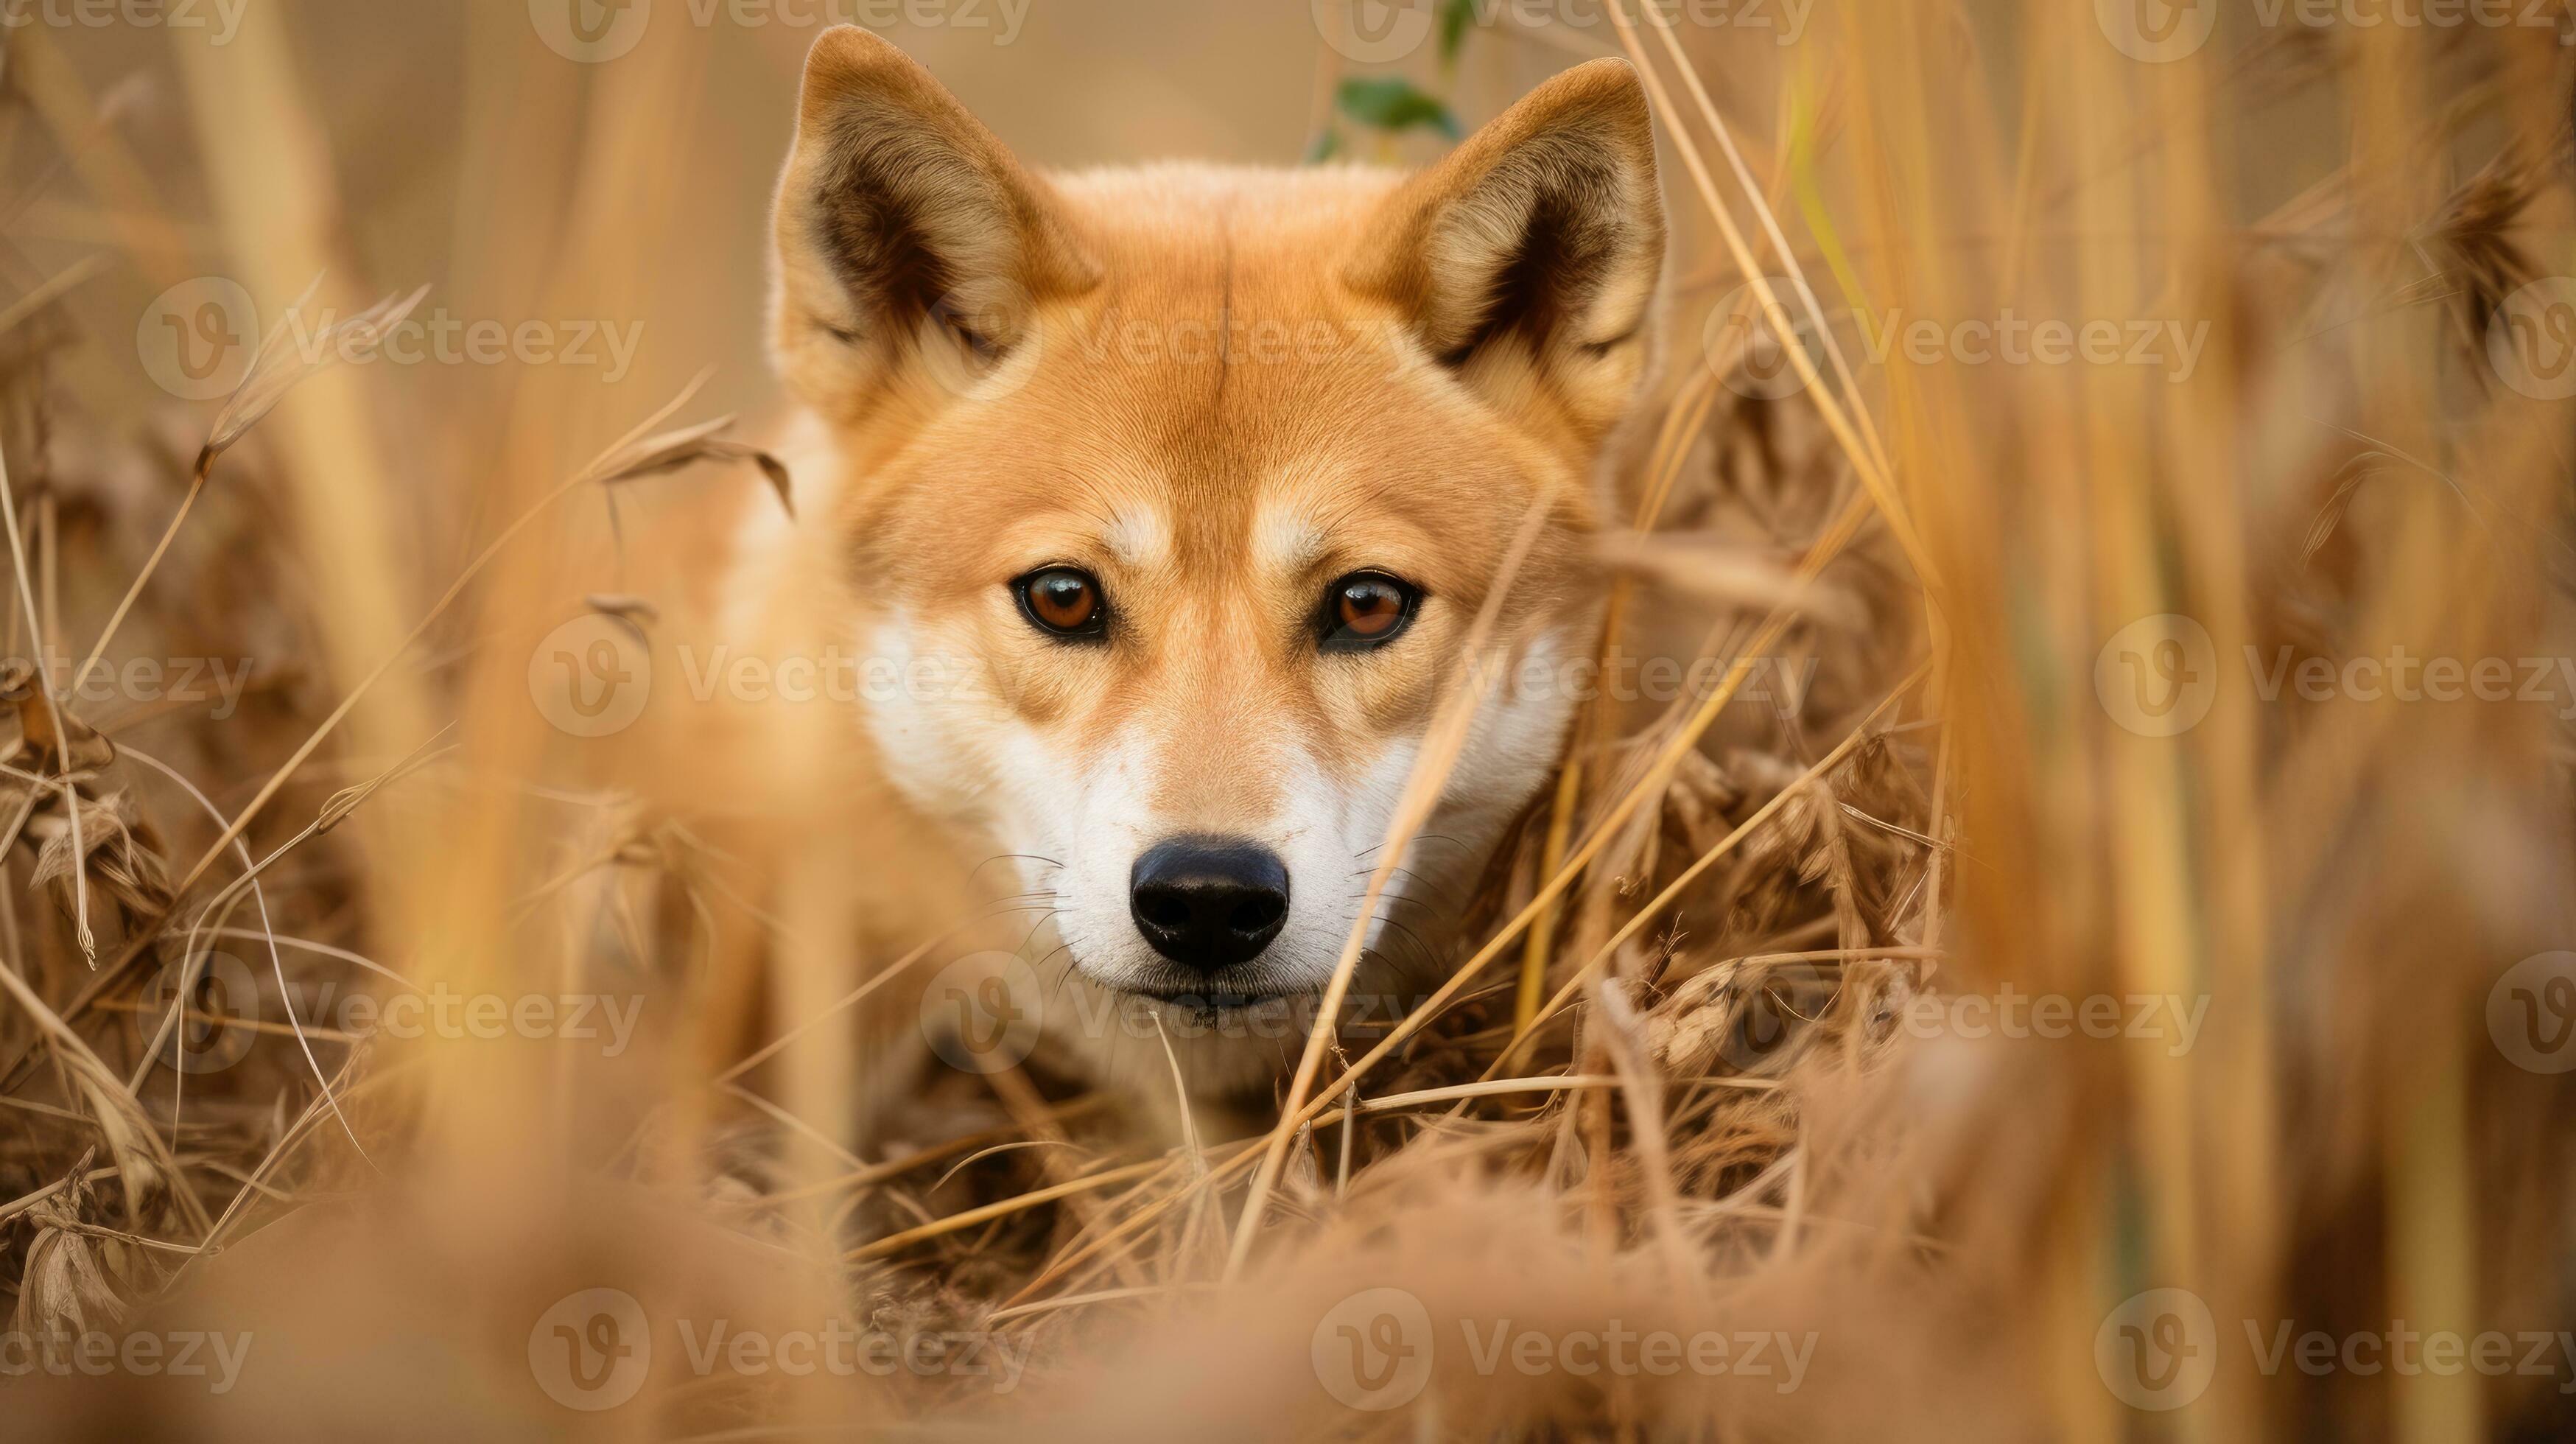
[[773, 27, 1096, 368], [1343, 57, 1666, 436]]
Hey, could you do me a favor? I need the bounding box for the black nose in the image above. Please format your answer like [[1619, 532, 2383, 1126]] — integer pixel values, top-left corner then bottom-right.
[[1129, 837, 1291, 972]]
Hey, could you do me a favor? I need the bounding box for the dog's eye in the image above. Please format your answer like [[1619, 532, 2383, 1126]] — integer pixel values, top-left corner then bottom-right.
[[1320, 572, 1419, 651], [1014, 567, 1106, 639]]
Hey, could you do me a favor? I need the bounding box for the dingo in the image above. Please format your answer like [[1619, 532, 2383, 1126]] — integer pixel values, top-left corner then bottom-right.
[[681, 27, 1666, 1109]]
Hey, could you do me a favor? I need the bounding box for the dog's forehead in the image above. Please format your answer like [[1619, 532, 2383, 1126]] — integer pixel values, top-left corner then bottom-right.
[[868, 168, 1570, 588], [1031, 167, 1439, 431], [1000, 343, 1470, 575]]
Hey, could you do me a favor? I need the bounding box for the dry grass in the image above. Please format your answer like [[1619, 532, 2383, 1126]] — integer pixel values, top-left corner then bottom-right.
[[1, 4, 2572, 1440]]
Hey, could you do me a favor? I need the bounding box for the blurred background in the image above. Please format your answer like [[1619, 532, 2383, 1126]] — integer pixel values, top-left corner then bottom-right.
[[0, 1, 2572, 1440]]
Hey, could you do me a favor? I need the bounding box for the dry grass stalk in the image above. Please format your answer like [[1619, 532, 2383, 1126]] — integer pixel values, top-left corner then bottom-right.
[[0, 7, 2568, 1440]]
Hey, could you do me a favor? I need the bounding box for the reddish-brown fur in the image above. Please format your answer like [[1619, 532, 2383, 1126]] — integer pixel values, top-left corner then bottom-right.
[[640, 28, 1667, 1115]]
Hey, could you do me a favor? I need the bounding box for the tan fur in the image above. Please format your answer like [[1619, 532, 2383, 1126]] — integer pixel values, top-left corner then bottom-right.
[[647, 29, 1666, 1121]]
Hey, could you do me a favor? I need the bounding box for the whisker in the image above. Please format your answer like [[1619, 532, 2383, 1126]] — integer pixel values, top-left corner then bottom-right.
[[1346, 890, 1456, 925], [968, 854, 1067, 887], [1044, 953, 1085, 1014], [1355, 833, 1469, 858], [1013, 906, 1068, 956], [1346, 865, 1467, 911]]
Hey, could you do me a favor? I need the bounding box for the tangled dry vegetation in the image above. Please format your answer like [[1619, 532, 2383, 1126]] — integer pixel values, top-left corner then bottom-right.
[[1, 5, 2574, 1440]]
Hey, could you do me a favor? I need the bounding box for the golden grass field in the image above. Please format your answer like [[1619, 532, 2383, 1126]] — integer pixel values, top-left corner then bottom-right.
[[0, 0, 2572, 1438]]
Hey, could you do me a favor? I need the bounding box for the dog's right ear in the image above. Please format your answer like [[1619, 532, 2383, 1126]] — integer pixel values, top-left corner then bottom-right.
[[770, 27, 1096, 418], [1344, 58, 1663, 444]]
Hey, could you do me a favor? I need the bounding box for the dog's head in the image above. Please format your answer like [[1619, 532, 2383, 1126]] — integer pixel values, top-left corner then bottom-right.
[[768, 29, 1663, 1083]]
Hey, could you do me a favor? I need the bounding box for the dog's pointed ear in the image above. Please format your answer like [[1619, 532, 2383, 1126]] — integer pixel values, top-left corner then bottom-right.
[[771, 27, 1097, 413], [1345, 58, 1665, 438]]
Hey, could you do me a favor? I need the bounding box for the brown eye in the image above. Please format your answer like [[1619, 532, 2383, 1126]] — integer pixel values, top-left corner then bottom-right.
[[1321, 572, 1419, 651], [1015, 567, 1106, 639]]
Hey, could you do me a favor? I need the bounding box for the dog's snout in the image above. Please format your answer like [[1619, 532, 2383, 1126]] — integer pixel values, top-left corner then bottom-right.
[[1129, 837, 1290, 971]]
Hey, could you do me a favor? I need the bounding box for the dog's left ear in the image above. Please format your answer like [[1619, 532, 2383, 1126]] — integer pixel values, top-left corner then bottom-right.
[[1346, 58, 1666, 441]]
